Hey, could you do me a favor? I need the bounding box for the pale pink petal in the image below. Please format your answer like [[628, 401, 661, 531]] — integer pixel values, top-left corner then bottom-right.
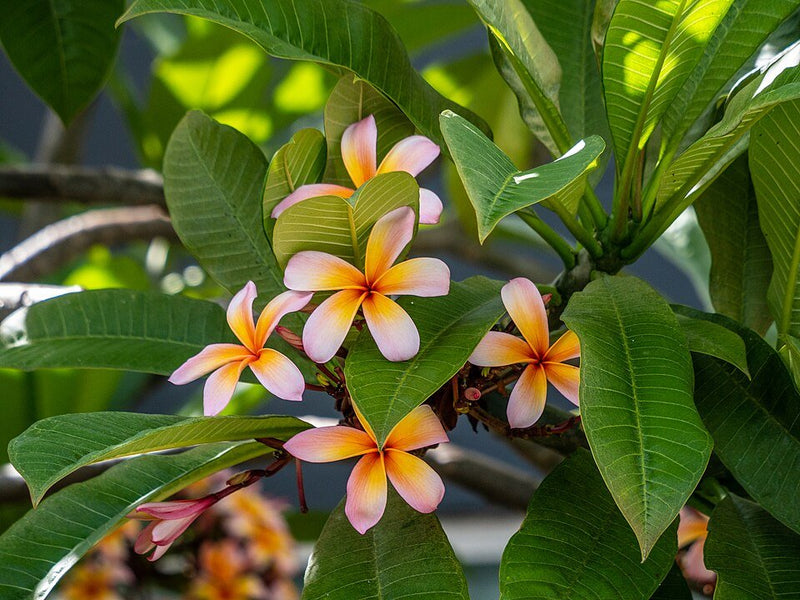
[[364, 207, 415, 284], [384, 449, 445, 513], [271, 183, 354, 218], [384, 405, 449, 452], [419, 188, 443, 224], [203, 360, 249, 416], [361, 293, 419, 362], [507, 364, 548, 429], [227, 281, 258, 351], [284, 251, 366, 291], [302, 289, 367, 363], [345, 452, 387, 534], [151, 515, 196, 546], [133, 498, 214, 520], [544, 330, 580, 363], [284, 426, 376, 462], [544, 362, 580, 406], [502, 278, 550, 357], [681, 537, 716, 587], [254, 290, 313, 348], [168, 344, 251, 385], [372, 257, 450, 297], [468, 331, 535, 367], [148, 543, 170, 562], [249, 348, 305, 402], [134, 522, 157, 555], [342, 115, 377, 187], [377, 135, 440, 177]]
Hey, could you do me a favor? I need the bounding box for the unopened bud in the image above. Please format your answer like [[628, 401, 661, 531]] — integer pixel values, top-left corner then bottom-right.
[[463, 387, 481, 401], [275, 326, 304, 352], [541, 293, 552, 306], [226, 470, 258, 487], [316, 372, 334, 387]]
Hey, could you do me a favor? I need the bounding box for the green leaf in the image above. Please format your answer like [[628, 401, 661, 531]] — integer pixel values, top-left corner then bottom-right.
[[323, 75, 415, 187], [118, 0, 489, 149], [500, 449, 678, 600], [271, 171, 419, 269], [302, 489, 469, 600], [673, 307, 749, 376], [0, 289, 231, 374], [0, 0, 124, 123], [9, 412, 309, 506], [561, 275, 712, 559], [649, 562, 692, 600], [705, 494, 800, 599], [0, 442, 269, 600], [751, 98, 800, 342], [346, 276, 504, 446], [694, 154, 773, 335], [440, 111, 605, 242], [692, 316, 800, 535]]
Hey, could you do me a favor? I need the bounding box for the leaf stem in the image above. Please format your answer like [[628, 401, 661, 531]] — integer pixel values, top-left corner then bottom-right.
[[548, 201, 603, 259], [517, 210, 576, 269], [583, 186, 608, 229]]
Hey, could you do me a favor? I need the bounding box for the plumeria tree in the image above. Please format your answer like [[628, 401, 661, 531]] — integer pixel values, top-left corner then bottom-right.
[[1, 0, 800, 599]]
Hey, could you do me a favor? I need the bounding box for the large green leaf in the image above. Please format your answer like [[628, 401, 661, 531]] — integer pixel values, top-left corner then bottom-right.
[[0, 0, 124, 123], [705, 494, 800, 599], [500, 450, 677, 600], [303, 489, 469, 600], [0, 442, 269, 600], [694, 155, 773, 334], [751, 98, 800, 342], [0, 289, 231, 374], [346, 276, 504, 446], [9, 412, 309, 506], [561, 275, 712, 559], [271, 172, 418, 269], [674, 307, 749, 376], [692, 316, 800, 534], [649, 562, 693, 600], [440, 111, 605, 242], [118, 0, 488, 148]]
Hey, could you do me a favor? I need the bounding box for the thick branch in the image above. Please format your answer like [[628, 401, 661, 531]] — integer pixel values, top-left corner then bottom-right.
[[0, 283, 82, 319]]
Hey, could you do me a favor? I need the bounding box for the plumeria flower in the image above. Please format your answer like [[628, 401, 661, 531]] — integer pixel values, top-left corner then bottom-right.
[[284, 404, 449, 534], [129, 497, 217, 561], [271, 114, 443, 224], [284, 206, 450, 363], [468, 277, 580, 429], [678, 507, 716, 593], [169, 282, 312, 416]]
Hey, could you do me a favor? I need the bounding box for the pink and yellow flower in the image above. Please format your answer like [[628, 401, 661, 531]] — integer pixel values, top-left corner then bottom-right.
[[284, 206, 450, 363], [129, 497, 217, 561], [678, 507, 716, 593], [271, 114, 443, 224], [284, 404, 449, 534], [169, 282, 312, 415], [468, 277, 580, 428]]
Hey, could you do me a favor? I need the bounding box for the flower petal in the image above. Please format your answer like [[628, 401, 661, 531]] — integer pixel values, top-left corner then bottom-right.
[[544, 362, 580, 406], [134, 522, 157, 555], [168, 344, 251, 385], [302, 289, 366, 363], [544, 329, 580, 363], [271, 183, 354, 218], [468, 331, 534, 367], [352, 401, 378, 445], [373, 257, 450, 297], [361, 293, 419, 362], [133, 498, 214, 520], [384, 449, 445, 513], [377, 135, 440, 177], [384, 405, 449, 452], [341, 115, 377, 187], [249, 349, 305, 402], [283, 426, 376, 462], [419, 188, 443, 224], [345, 452, 387, 534], [678, 507, 709, 547], [364, 206, 415, 284], [148, 543, 170, 562], [507, 364, 548, 429], [502, 277, 550, 357], [254, 290, 313, 348], [203, 360, 249, 416], [151, 515, 197, 546], [227, 281, 258, 351], [284, 251, 366, 292]]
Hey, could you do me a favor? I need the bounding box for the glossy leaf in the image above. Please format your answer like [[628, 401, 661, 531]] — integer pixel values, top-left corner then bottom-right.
[[440, 111, 604, 242], [705, 494, 800, 599], [346, 276, 504, 446], [9, 412, 309, 506], [561, 275, 712, 559], [118, 0, 489, 148], [0, 442, 269, 600], [649, 562, 692, 600], [500, 449, 678, 600], [271, 172, 419, 269], [674, 307, 749, 376], [0, 0, 124, 123], [694, 155, 773, 334]]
